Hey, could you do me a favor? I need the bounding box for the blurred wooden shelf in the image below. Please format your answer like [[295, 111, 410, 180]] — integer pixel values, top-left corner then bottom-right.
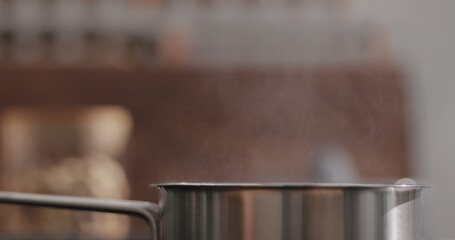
[[0, 66, 403, 105]]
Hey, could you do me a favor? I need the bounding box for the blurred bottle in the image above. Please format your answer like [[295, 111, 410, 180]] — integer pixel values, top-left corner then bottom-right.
[[92, 0, 129, 68], [51, 0, 87, 66], [128, 0, 160, 67], [0, 0, 6, 61], [157, 0, 198, 67], [9, 0, 46, 65]]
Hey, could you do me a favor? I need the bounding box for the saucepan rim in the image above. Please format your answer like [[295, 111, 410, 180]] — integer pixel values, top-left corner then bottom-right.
[[151, 182, 429, 190]]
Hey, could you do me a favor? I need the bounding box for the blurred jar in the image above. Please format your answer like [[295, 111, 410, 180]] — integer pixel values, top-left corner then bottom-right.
[[0, 106, 133, 240]]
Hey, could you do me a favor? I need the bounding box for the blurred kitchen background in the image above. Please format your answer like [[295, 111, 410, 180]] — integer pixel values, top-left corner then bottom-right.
[[0, 0, 452, 239]]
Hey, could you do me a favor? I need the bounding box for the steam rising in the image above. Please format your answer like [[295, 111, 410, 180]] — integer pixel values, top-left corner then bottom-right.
[[143, 69, 407, 186]]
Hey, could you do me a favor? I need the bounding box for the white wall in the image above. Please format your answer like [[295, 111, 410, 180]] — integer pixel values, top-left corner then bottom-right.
[[366, 1, 455, 239]]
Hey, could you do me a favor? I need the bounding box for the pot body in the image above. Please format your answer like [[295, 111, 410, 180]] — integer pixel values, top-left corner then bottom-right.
[[0, 183, 426, 240], [157, 184, 424, 240]]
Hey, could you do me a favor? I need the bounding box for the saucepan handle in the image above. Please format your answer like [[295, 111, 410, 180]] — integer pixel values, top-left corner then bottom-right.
[[0, 191, 159, 240]]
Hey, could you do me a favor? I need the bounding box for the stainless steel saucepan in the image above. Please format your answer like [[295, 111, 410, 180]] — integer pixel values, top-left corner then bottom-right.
[[0, 183, 427, 240]]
